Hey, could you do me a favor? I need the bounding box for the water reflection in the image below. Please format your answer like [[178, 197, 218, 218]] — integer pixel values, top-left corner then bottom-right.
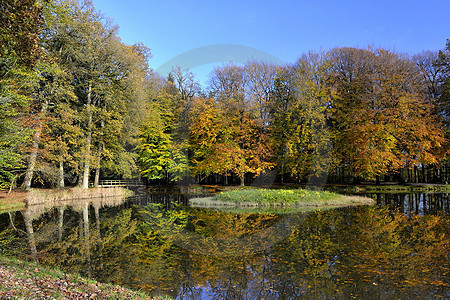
[[367, 192, 450, 215], [0, 191, 448, 299]]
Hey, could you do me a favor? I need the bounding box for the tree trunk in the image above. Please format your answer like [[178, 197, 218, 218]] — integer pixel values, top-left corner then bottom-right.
[[414, 166, 418, 183], [94, 120, 104, 188], [23, 102, 48, 189], [93, 143, 101, 187], [94, 166, 100, 188], [240, 173, 245, 186], [58, 160, 65, 188], [82, 82, 93, 189], [422, 164, 426, 183], [280, 163, 284, 185]]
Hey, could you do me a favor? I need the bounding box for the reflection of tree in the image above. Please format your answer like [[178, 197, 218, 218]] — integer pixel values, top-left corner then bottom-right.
[[338, 207, 449, 299], [172, 206, 448, 299], [1, 200, 448, 299], [21, 209, 37, 259], [3, 194, 128, 276]]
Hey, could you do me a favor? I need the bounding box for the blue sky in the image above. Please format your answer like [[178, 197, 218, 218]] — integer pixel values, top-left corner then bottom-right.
[[91, 0, 449, 85]]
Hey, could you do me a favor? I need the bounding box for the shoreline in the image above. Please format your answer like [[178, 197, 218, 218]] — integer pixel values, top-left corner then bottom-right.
[[0, 187, 133, 214]]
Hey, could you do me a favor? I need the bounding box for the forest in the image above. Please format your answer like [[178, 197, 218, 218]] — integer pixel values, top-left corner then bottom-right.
[[1, 0, 450, 189]]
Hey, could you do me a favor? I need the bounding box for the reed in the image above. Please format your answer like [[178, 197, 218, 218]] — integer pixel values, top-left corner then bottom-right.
[[26, 187, 133, 206]]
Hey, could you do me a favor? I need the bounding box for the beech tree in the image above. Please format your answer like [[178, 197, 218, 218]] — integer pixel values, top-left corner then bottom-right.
[[197, 63, 273, 185], [437, 40, 450, 130], [23, 60, 77, 188], [0, 0, 44, 188], [269, 53, 332, 182], [41, 0, 151, 188], [327, 47, 445, 181], [137, 73, 189, 183], [413, 50, 445, 103]]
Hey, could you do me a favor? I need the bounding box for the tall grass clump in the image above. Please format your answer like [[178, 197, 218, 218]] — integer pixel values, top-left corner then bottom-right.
[[211, 188, 373, 207]]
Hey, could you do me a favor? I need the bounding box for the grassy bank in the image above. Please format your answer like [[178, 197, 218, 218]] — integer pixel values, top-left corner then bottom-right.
[[190, 188, 374, 209], [0, 256, 165, 299]]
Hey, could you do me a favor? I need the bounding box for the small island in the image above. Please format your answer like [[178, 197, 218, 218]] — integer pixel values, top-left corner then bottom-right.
[[189, 188, 375, 209]]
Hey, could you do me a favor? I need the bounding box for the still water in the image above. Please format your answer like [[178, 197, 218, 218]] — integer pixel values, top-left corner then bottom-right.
[[0, 190, 448, 299]]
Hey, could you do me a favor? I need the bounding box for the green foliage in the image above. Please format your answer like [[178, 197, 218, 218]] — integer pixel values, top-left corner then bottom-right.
[[137, 103, 189, 182]]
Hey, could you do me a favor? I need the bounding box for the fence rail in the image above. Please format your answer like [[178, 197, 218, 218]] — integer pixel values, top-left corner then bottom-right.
[[96, 179, 144, 188]]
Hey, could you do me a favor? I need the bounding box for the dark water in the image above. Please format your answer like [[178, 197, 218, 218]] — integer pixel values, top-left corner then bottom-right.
[[0, 190, 448, 299]]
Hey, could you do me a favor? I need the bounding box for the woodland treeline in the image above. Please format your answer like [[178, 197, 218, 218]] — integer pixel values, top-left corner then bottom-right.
[[1, 0, 450, 189]]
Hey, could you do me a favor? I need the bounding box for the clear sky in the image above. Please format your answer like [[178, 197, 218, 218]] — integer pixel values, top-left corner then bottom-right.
[[91, 0, 449, 85]]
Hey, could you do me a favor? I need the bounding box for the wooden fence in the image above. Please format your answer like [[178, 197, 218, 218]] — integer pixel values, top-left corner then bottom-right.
[[96, 179, 144, 188]]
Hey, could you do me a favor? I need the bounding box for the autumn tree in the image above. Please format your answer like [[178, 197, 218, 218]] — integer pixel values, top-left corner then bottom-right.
[[413, 50, 446, 103], [327, 47, 445, 181], [269, 53, 332, 183], [0, 0, 45, 188], [0, 0, 42, 68], [189, 98, 232, 182], [198, 63, 273, 185], [437, 40, 450, 130], [136, 73, 189, 183], [23, 60, 80, 188], [40, 0, 151, 188]]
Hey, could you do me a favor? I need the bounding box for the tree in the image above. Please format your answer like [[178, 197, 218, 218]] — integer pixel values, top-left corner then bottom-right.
[[22, 60, 77, 188], [0, 66, 36, 188], [189, 99, 272, 185], [193, 63, 274, 186], [437, 39, 450, 131], [327, 47, 445, 181], [413, 50, 445, 103], [0, 0, 43, 68], [137, 76, 189, 183], [42, 0, 151, 188], [268, 65, 297, 182], [189, 98, 233, 181], [244, 61, 277, 126], [0, 0, 44, 188], [269, 53, 332, 183]]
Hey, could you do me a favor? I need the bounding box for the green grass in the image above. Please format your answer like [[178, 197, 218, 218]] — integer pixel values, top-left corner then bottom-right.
[[190, 188, 374, 209]]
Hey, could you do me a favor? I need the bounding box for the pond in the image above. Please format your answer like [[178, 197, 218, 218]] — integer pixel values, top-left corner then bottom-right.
[[0, 189, 448, 299]]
